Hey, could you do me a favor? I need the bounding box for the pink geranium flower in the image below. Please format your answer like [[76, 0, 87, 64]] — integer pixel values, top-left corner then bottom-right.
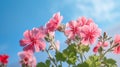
[[0, 54, 9, 64], [113, 35, 120, 54], [97, 42, 108, 47], [46, 12, 63, 32], [65, 20, 81, 39], [93, 42, 108, 53], [82, 23, 101, 45], [20, 27, 46, 52], [114, 46, 120, 54], [18, 51, 36, 67], [77, 16, 93, 26], [114, 34, 120, 44]]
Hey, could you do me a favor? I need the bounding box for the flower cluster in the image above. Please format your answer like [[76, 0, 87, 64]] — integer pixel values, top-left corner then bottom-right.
[[65, 17, 101, 45], [18, 12, 62, 67], [17, 12, 120, 67]]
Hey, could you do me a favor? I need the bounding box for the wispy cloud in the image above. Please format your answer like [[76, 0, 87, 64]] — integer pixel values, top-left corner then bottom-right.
[[60, 0, 120, 24], [106, 23, 120, 35], [74, 0, 117, 22]]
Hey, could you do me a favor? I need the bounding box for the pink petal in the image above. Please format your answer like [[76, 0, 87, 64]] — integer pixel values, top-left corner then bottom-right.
[[37, 41, 46, 51], [93, 46, 99, 53], [64, 30, 72, 36], [86, 18, 93, 25], [81, 16, 87, 24], [114, 46, 120, 54], [114, 34, 120, 44], [24, 30, 32, 39], [23, 44, 35, 52], [20, 39, 31, 46], [103, 41, 108, 47], [67, 21, 76, 28]]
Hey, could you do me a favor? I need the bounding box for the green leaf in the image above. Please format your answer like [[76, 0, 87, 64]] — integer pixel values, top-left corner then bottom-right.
[[46, 60, 50, 67], [77, 45, 90, 53], [77, 62, 89, 67], [86, 55, 101, 67], [37, 62, 47, 67], [67, 56, 77, 64], [106, 58, 116, 65], [82, 45, 90, 52], [63, 44, 77, 64], [58, 64, 62, 67], [55, 52, 66, 61], [37, 60, 51, 67]]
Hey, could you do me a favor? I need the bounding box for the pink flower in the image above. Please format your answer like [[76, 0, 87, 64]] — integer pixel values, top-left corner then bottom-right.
[[65, 17, 95, 40], [0, 54, 9, 64], [114, 46, 120, 54], [113, 35, 120, 54], [97, 42, 108, 47], [20, 27, 46, 52], [46, 12, 63, 32], [114, 34, 120, 44], [65, 20, 81, 39], [77, 16, 93, 26], [93, 46, 99, 53], [93, 42, 108, 53], [81, 23, 101, 45], [18, 51, 36, 67]]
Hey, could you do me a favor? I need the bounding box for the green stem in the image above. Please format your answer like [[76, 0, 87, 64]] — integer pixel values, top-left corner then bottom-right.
[[60, 61, 62, 67], [83, 54, 86, 60], [51, 39, 58, 52], [68, 64, 70, 67], [99, 44, 119, 60], [80, 53, 83, 63], [103, 44, 118, 57], [45, 49, 57, 67]]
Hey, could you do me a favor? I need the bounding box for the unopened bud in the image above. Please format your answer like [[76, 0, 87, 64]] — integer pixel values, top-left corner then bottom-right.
[[57, 24, 66, 32]]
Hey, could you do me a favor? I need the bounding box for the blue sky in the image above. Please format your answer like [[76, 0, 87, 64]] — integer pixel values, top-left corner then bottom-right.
[[0, 0, 120, 67]]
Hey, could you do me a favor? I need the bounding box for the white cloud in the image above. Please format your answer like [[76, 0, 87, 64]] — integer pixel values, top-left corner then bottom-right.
[[74, 0, 117, 22], [92, 0, 114, 20], [61, 0, 120, 24]]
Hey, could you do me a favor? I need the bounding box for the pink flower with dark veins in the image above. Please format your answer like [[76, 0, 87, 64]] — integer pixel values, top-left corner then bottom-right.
[[77, 16, 93, 26], [20, 27, 46, 52], [18, 51, 36, 67], [81, 23, 101, 45], [46, 12, 63, 32], [65, 20, 81, 39]]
